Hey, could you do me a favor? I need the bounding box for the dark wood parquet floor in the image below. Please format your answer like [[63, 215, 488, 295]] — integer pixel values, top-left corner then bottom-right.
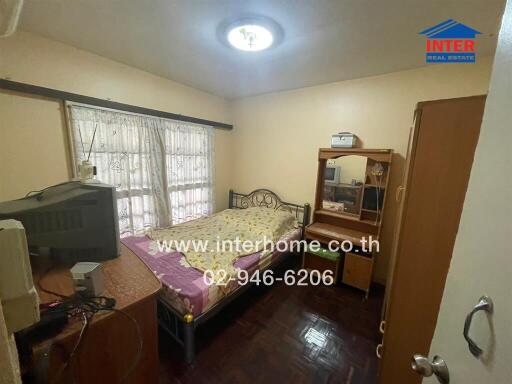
[[159, 271, 384, 384]]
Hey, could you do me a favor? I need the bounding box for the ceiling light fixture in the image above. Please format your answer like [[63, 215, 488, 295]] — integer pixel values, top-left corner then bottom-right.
[[227, 24, 273, 51], [222, 16, 282, 52]]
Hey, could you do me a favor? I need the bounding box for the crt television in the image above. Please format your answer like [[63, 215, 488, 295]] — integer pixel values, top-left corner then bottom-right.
[[0, 181, 120, 262], [324, 165, 341, 183]]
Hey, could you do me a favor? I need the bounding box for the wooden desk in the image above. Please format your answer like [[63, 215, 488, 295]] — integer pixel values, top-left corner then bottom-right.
[[305, 221, 378, 248], [305, 222, 376, 298], [29, 244, 161, 384]]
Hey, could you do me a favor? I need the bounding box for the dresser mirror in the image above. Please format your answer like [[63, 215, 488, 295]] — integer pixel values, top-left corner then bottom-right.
[[322, 155, 366, 215], [317, 150, 391, 224]]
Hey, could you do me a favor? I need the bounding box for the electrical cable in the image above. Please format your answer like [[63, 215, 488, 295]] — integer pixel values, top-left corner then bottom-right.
[[50, 311, 90, 384], [109, 308, 143, 382], [36, 271, 142, 383], [25, 181, 81, 198], [37, 264, 70, 300]]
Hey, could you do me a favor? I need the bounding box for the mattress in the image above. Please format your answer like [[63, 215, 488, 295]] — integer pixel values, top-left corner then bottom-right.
[[121, 228, 301, 317]]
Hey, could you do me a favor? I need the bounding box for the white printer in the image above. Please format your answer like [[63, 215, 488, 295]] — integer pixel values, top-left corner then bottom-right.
[[331, 132, 357, 148]]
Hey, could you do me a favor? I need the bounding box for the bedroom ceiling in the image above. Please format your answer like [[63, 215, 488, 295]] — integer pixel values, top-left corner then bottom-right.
[[19, 0, 504, 99]]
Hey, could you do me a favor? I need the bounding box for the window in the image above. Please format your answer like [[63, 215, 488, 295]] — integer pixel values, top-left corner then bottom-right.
[[68, 104, 214, 235]]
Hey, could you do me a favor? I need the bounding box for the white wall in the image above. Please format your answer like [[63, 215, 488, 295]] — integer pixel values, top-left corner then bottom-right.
[[427, 1, 512, 382]]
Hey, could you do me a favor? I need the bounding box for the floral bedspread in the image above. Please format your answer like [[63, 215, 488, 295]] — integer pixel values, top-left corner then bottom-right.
[[147, 207, 298, 280]]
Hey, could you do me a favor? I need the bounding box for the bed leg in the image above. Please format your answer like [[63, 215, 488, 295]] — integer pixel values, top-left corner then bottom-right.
[[183, 315, 195, 364]]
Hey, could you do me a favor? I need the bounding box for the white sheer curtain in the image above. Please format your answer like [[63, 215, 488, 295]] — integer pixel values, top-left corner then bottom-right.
[[68, 105, 214, 235]]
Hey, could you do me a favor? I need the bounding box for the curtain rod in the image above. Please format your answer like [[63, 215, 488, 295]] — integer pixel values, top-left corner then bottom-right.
[[66, 101, 215, 126], [0, 79, 233, 130]]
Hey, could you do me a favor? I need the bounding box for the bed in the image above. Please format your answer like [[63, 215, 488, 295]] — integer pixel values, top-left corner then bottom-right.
[[121, 189, 310, 363]]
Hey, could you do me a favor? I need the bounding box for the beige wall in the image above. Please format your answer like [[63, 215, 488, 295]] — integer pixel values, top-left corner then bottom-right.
[[0, 32, 234, 210], [0, 93, 71, 200], [0, 31, 494, 284], [231, 59, 493, 283]]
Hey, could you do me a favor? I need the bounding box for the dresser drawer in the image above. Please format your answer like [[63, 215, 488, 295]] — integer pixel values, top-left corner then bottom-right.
[[342, 252, 374, 292]]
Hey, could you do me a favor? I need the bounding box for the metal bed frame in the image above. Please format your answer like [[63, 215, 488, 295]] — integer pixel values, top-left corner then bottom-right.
[[157, 189, 311, 363]]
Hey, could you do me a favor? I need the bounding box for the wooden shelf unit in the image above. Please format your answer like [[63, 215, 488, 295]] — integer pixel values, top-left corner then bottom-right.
[[306, 148, 392, 297]]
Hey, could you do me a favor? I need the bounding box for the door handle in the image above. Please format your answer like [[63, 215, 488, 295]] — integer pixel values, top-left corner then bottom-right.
[[411, 354, 449, 384], [376, 343, 383, 359], [395, 186, 405, 202], [379, 320, 386, 334], [463, 295, 493, 357]]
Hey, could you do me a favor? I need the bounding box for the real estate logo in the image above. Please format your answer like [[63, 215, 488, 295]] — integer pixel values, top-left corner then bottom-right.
[[419, 19, 481, 63]]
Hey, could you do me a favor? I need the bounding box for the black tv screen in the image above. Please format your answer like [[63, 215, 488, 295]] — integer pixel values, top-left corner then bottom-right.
[[325, 167, 335, 180]]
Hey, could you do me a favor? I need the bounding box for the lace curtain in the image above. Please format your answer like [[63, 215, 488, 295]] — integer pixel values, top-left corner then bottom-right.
[[68, 105, 214, 235]]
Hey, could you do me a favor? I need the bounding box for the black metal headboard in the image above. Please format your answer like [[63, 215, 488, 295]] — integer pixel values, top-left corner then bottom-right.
[[228, 189, 311, 237]]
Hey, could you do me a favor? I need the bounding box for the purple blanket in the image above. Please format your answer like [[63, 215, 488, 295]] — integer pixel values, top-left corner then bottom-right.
[[121, 229, 300, 317]]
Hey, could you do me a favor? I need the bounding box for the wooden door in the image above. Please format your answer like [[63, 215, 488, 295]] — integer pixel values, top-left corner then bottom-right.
[[379, 95, 486, 383]]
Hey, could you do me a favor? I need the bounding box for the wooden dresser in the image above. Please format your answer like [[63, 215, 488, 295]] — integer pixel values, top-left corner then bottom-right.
[[305, 148, 393, 297], [27, 245, 161, 384]]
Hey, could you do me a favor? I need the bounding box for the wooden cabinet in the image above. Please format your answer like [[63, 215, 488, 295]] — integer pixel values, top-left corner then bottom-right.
[[379, 96, 486, 384], [27, 245, 162, 383], [342, 252, 374, 292]]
